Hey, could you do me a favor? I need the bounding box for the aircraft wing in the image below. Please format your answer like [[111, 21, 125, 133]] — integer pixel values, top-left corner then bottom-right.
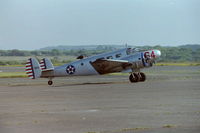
[[90, 59, 132, 74]]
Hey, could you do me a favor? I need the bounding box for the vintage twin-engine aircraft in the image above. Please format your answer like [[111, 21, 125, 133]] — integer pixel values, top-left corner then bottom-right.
[[25, 47, 161, 85]]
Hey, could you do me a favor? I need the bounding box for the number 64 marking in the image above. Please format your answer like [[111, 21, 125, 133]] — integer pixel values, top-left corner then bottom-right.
[[144, 51, 155, 58]]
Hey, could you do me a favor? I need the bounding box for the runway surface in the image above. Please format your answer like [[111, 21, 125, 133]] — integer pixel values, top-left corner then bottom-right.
[[0, 66, 200, 133]]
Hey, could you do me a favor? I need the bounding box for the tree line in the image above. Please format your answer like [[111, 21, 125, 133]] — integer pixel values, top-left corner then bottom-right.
[[0, 45, 200, 65]]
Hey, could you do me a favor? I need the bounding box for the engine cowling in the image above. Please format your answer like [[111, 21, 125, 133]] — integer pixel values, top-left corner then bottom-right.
[[142, 49, 161, 67]]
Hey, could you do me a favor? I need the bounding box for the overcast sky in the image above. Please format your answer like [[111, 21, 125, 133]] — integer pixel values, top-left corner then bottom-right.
[[0, 0, 199, 50]]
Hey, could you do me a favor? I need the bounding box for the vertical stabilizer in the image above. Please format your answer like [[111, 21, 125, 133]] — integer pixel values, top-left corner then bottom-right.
[[25, 58, 41, 79], [40, 58, 54, 71]]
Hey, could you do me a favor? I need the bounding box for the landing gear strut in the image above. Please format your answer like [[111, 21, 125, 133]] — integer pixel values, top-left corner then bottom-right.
[[129, 72, 146, 83]]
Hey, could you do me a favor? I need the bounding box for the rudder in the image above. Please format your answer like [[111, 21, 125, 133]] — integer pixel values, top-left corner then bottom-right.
[[40, 58, 54, 71], [25, 58, 41, 79]]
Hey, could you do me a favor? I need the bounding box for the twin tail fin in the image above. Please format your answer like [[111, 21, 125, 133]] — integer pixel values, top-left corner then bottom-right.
[[25, 58, 54, 79]]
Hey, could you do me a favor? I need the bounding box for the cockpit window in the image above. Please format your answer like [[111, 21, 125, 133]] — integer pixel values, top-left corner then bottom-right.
[[115, 53, 122, 58], [126, 48, 132, 55]]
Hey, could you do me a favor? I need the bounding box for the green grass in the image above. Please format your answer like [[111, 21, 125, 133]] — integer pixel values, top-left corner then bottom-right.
[[0, 56, 76, 66], [0, 72, 27, 78], [0, 65, 24, 67], [156, 62, 200, 66]]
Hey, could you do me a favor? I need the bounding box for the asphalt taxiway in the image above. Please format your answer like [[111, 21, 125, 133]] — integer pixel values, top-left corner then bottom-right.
[[0, 66, 200, 133]]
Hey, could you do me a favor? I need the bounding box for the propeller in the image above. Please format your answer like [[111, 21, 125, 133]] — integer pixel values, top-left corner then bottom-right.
[[145, 56, 156, 67]]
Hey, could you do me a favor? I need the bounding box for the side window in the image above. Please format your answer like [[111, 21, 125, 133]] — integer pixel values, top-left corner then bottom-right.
[[106, 56, 113, 59], [115, 53, 121, 58], [126, 48, 132, 55], [96, 57, 105, 60]]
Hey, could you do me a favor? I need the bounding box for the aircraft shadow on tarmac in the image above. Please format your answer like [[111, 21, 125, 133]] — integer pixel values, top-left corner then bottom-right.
[[53, 81, 126, 87]]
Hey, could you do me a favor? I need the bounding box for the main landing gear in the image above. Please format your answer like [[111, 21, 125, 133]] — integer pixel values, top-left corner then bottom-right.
[[48, 80, 53, 85], [129, 72, 146, 83]]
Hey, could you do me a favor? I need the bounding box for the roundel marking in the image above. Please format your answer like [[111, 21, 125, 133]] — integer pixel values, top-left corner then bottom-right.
[[66, 65, 76, 74]]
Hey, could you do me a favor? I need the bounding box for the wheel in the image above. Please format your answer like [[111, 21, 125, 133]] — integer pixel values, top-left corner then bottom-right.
[[48, 81, 53, 85], [129, 73, 139, 83], [139, 72, 146, 82]]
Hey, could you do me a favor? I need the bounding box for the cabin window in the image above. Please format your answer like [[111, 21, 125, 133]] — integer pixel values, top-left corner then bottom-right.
[[81, 63, 84, 66], [106, 56, 113, 59], [126, 48, 132, 55], [115, 53, 121, 58], [96, 57, 105, 60]]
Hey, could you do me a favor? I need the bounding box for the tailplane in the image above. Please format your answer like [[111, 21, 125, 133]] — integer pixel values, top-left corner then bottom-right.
[[25, 58, 42, 79]]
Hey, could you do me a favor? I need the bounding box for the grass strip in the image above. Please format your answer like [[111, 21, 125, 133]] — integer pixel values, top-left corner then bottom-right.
[[156, 62, 200, 66], [0, 72, 27, 78]]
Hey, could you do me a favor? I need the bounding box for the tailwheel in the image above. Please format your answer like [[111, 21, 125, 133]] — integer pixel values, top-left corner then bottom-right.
[[48, 80, 53, 85], [129, 73, 139, 83], [139, 72, 146, 82]]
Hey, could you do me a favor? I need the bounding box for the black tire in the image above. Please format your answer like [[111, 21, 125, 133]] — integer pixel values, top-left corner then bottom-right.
[[129, 73, 139, 83], [139, 72, 146, 82], [48, 81, 53, 85]]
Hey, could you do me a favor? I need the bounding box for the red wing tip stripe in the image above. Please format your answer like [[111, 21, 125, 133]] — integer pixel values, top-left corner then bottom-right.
[[26, 72, 33, 74], [26, 68, 32, 71], [28, 75, 34, 77], [25, 65, 31, 67], [40, 65, 45, 67], [26, 65, 32, 67], [26, 69, 33, 72]]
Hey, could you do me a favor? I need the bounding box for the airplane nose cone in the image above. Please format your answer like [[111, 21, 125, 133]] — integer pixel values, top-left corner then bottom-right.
[[155, 50, 161, 57]]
